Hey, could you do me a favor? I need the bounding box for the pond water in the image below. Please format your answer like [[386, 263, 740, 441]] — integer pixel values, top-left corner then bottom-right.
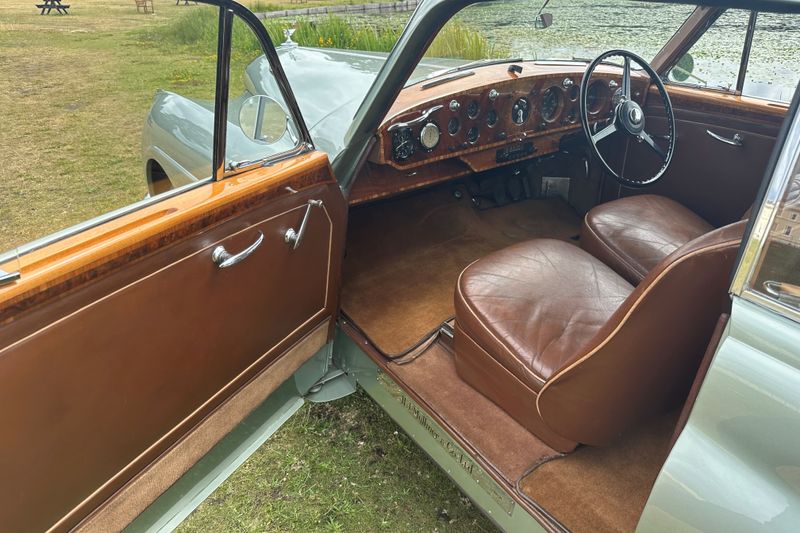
[[275, 0, 800, 102]]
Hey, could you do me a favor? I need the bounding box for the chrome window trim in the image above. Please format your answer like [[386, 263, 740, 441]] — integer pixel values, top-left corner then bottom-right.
[[0, 177, 214, 266], [731, 87, 800, 323]]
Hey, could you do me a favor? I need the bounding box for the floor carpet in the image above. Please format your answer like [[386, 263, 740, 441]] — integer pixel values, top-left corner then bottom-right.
[[519, 413, 677, 532], [342, 184, 581, 355]]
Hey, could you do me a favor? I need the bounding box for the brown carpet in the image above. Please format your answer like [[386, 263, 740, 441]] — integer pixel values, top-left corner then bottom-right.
[[519, 413, 678, 533], [342, 184, 582, 355], [388, 342, 559, 484]]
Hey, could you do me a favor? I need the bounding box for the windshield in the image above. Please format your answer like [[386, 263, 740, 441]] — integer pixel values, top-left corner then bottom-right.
[[424, 0, 695, 63]]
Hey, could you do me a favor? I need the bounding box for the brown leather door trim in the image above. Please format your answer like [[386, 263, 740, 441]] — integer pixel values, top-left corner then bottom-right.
[[0, 201, 335, 357]]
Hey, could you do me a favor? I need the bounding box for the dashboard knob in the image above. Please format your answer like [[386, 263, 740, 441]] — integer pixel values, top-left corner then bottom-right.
[[488, 89, 499, 101], [449, 99, 460, 112], [563, 77, 574, 88]]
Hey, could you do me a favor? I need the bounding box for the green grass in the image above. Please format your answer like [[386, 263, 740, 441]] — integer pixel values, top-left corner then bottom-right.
[[178, 389, 496, 532]]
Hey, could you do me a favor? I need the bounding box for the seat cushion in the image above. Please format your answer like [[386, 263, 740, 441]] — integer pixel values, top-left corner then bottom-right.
[[581, 195, 713, 285], [454, 239, 634, 393]]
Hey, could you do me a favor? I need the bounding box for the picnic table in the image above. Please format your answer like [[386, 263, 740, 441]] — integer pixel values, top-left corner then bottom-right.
[[175, 0, 198, 5], [36, 0, 69, 14]]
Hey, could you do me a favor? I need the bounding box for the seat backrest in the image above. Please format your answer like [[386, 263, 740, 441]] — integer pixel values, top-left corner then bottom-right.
[[536, 220, 746, 445]]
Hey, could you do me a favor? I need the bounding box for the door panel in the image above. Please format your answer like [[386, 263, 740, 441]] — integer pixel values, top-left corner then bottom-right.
[[622, 85, 787, 226], [0, 152, 346, 532]]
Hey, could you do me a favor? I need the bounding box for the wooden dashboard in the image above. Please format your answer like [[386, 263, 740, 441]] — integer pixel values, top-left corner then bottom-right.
[[351, 61, 649, 205]]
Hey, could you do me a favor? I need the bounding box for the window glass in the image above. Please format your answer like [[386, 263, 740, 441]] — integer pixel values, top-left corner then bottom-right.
[[749, 160, 800, 313], [667, 9, 749, 91], [410, 0, 692, 76], [0, 3, 220, 256], [744, 13, 800, 103], [224, 16, 302, 173]]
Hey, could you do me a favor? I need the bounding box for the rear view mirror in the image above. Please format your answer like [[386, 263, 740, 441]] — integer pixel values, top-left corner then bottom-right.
[[239, 95, 288, 144], [671, 53, 695, 82], [535, 13, 553, 29]]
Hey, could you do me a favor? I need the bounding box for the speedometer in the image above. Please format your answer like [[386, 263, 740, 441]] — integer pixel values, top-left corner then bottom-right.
[[541, 87, 561, 122], [419, 122, 441, 151]]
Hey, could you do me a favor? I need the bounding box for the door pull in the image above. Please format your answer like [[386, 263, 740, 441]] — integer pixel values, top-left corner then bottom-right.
[[706, 129, 744, 147], [0, 269, 21, 286], [211, 231, 264, 269], [285, 199, 323, 250]]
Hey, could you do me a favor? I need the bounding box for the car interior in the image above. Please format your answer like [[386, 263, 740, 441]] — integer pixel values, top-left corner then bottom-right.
[[336, 35, 788, 532]]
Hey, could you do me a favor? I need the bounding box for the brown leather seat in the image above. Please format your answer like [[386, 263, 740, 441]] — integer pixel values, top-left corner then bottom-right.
[[454, 220, 745, 452], [581, 195, 713, 285]]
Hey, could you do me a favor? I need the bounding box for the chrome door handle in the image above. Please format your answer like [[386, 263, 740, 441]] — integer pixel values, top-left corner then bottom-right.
[[0, 268, 20, 286], [285, 199, 323, 250], [706, 129, 744, 146], [763, 280, 800, 307], [211, 231, 263, 269]]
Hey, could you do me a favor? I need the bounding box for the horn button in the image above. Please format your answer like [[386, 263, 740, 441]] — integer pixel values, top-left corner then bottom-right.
[[618, 100, 645, 135]]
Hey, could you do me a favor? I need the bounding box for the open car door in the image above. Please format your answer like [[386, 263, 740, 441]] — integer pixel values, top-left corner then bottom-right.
[[0, 2, 345, 530]]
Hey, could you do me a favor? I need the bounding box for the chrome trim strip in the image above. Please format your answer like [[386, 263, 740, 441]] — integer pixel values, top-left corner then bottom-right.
[[740, 289, 800, 325]]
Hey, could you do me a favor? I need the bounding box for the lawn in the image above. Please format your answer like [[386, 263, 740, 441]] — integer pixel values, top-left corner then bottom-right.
[[0, 1, 496, 531]]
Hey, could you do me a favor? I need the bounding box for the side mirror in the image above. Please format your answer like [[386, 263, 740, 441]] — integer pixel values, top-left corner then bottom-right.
[[239, 95, 288, 144], [535, 13, 553, 29], [671, 52, 695, 82]]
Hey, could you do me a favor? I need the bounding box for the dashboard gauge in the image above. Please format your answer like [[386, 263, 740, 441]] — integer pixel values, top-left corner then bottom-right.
[[487, 109, 498, 127], [511, 97, 530, 125], [466, 126, 479, 144], [541, 87, 561, 122], [448, 117, 460, 136], [568, 85, 579, 102], [419, 122, 441, 151], [587, 80, 605, 113], [467, 100, 480, 119], [391, 126, 415, 162]]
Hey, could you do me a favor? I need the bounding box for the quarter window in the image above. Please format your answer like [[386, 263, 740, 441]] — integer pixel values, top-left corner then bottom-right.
[[224, 16, 303, 174]]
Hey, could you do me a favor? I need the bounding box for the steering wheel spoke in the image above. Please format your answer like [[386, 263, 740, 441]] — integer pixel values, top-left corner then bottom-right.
[[640, 131, 667, 161], [622, 56, 632, 100], [592, 121, 618, 143]]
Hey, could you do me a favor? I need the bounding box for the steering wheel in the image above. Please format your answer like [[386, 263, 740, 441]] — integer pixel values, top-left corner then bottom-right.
[[579, 50, 676, 187]]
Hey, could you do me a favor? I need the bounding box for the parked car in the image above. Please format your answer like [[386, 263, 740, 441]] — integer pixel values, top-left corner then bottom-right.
[[1, 0, 799, 531]]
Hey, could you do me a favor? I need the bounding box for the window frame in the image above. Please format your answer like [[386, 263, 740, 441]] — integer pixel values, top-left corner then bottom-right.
[[0, 0, 313, 268], [217, 1, 315, 179]]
